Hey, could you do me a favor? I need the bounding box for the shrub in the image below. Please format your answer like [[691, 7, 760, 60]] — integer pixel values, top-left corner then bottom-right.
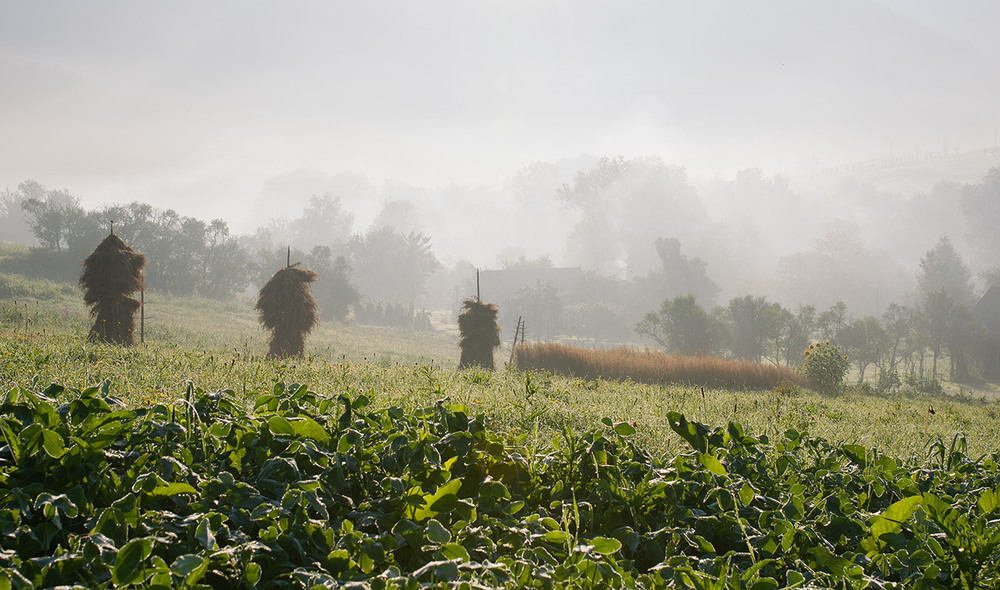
[[773, 379, 804, 397], [847, 381, 878, 396], [906, 374, 943, 395], [877, 368, 902, 393], [801, 341, 849, 393]]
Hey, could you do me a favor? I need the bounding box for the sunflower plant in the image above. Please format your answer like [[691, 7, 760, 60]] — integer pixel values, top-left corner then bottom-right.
[[801, 341, 849, 393]]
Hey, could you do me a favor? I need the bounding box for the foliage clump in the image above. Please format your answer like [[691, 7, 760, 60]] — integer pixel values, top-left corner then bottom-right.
[[256, 263, 318, 358], [3, 381, 1000, 588], [801, 341, 850, 393], [79, 233, 145, 345], [906, 373, 944, 395], [458, 297, 501, 370]]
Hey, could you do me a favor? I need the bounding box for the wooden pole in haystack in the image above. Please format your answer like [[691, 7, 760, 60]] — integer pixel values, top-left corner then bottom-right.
[[79, 233, 146, 345], [458, 297, 501, 370], [255, 262, 318, 358]]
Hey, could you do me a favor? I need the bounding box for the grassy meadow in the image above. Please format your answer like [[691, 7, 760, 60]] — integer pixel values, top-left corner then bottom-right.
[[3, 271, 1000, 462]]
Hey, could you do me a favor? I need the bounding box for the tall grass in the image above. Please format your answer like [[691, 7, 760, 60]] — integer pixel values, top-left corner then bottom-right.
[[514, 342, 811, 390]]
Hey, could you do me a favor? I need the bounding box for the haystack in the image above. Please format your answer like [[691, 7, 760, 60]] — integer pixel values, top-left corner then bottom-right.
[[458, 297, 501, 370], [256, 263, 318, 358], [79, 233, 146, 345]]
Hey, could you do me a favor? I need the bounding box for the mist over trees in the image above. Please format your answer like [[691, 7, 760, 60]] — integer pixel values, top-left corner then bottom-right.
[[4, 158, 1000, 384], [556, 156, 710, 278]]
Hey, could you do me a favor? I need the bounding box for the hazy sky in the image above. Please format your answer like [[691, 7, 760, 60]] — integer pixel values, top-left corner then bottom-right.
[[3, 1, 999, 230]]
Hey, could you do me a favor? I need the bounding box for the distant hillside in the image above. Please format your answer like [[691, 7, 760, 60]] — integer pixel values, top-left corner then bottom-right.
[[790, 145, 1000, 194]]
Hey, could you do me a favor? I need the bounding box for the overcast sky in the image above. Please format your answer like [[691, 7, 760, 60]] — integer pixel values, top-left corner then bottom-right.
[[3, 1, 999, 230]]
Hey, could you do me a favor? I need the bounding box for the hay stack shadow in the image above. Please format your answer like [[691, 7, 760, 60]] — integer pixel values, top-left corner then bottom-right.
[[458, 297, 501, 370], [79, 233, 145, 345], [256, 263, 318, 358]]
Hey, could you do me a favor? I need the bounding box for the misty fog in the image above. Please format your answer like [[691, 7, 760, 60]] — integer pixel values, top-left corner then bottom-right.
[[4, 1, 1000, 344]]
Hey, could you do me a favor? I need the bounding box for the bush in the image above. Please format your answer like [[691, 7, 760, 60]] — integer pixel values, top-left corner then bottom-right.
[[906, 374, 943, 395], [353, 299, 433, 331], [876, 368, 902, 393], [847, 381, 878, 396], [772, 379, 804, 397], [801, 341, 849, 393], [0, 248, 83, 283]]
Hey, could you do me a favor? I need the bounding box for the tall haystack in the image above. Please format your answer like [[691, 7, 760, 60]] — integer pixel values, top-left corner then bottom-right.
[[458, 297, 501, 370], [256, 263, 318, 358], [79, 233, 146, 345]]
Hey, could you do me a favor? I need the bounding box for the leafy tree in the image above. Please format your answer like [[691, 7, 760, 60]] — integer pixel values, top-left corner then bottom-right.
[[4, 188, 255, 298], [776, 221, 909, 317], [18, 181, 85, 252], [197, 219, 251, 299], [348, 227, 441, 304], [161, 215, 206, 295], [557, 156, 708, 276], [64, 209, 105, 254], [289, 193, 354, 250], [816, 302, 849, 345], [781, 305, 816, 367], [960, 167, 1000, 264], [0, 187, 33, 244], [724, 295, 784, 363], [110, 203, 161, 253], [837, 315, 887, 382], [504, 281, 563, 341], [370, 198, 422, 235], [636, 295, 721, 355], [563, 302, 632, 342], [923, 288, 954, 378], [879, 303, 914, 376], [917, 235, 975, 306], [304, 245, 360, 321], [946, 303, 984, 382], [634, 237, 721, 309]]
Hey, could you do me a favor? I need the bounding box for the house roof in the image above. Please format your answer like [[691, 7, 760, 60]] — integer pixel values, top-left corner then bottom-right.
[[973, 285, 1000, 338]]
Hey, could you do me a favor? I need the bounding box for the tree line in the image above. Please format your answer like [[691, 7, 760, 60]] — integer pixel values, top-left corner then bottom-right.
[[3, 166, 1000, 388], [635, 235, 984, 387], [0, 181, 440, 326]]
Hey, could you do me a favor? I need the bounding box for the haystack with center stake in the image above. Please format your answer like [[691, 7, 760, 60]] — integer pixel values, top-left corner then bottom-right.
[[458, 297, 501, 370], [256, 262, 318, 358], [79, 232, 146, 345]]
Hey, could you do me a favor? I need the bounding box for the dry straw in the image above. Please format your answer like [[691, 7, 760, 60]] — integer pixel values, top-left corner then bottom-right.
[[514, 342, 811, 390], [79, 233, 146, 345], [458, 297, 501, 370], [256, 263, 319, 358]]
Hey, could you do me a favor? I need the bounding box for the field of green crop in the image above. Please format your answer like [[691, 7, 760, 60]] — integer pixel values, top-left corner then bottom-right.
[[4, 276, 1000, 588]]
